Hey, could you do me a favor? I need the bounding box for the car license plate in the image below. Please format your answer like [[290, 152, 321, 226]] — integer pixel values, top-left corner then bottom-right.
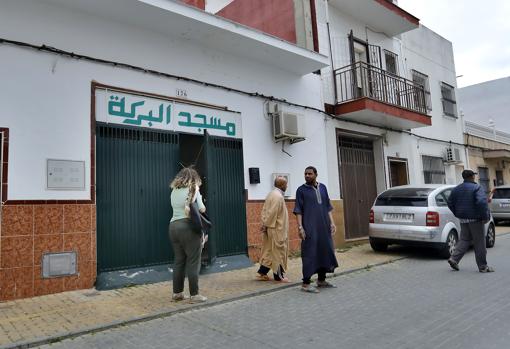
[[500, 203, 510, 208], [384, 213, 413, 222]]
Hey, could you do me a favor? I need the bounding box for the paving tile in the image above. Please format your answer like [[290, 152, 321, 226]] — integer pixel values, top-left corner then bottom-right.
[[0, 242, 408, 348]]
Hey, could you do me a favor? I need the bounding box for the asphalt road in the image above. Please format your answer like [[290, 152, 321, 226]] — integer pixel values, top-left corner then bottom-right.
[[39, 232, 510, 349]]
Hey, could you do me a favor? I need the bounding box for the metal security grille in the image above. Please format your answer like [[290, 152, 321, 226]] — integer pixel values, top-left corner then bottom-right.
[[441, 82, 457, 117], [338, 136, 378, 240], [478, 167, 490, 194], [205, 135, 247, 257], [96, 124, 179, 272], [368, 44, 382, 69], [412, 69, 432, 111], [334, 62, 427, 115], [384, 49, 399, 75]]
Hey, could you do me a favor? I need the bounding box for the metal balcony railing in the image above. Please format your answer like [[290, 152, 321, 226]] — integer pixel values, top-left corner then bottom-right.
[[334, 61, 427, 115]]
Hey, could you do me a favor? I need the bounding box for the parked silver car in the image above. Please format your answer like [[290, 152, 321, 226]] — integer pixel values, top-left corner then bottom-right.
[[489, 185, 510, 225], [369, 184, 496, 258]]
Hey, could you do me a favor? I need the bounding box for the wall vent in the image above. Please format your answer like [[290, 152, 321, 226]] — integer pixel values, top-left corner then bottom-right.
[[42, 252, 77, 278]]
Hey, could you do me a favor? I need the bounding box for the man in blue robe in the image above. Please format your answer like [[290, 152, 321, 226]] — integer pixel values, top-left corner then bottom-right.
[[293, 166, 339, 293]]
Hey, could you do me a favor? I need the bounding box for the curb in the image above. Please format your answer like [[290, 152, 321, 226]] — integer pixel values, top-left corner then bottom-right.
[[0, 255, 407, 349]]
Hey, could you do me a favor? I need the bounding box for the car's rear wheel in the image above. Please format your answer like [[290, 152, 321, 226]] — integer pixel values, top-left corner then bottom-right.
[[441, 230, 458, 259], [369, 238, 388, 252], [486, 223, 496, 248]]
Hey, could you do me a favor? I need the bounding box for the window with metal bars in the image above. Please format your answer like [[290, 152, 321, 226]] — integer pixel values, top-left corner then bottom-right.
[[440, 82, 457, 117], [477, 167, 490, 194], [384, 50, 399, 75], [422, 155, 446, 184], [338, 137, 374, 150], [412, 69, 432, 111]]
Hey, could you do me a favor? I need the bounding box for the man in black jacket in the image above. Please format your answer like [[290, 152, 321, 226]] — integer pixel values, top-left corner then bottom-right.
[[447, 169, 494, 273]]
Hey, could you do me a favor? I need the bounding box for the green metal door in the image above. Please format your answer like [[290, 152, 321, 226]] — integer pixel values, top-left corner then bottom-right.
[[204, 133, 247, 258], [96, 124, 179, 272]]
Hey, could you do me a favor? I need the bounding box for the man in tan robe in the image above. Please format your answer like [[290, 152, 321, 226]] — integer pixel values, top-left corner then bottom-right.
[[256, 176, 290, 282]]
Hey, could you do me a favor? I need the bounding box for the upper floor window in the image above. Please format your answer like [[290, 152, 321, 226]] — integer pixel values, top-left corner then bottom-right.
[[440, 82, 457, 117], [384, 50, 399, 75], [422, 155, 446, 184], [411, 69, 432, 112]]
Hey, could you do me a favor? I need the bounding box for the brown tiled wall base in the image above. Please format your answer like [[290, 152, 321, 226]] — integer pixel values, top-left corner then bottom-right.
[[0, 204, 96, 301], [247, 200, 303, 262], [246, 199, 346, 262], [331, 200, 346, 247]]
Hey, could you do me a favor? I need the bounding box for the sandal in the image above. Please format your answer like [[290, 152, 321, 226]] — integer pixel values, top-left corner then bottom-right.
[[317, 281, 337, 288], [301, 285, 319, 293], [256, 273, 270, 281]]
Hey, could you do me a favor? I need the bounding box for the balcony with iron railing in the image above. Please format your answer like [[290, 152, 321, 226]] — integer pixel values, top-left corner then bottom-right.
[[327, 61, 432, 130]]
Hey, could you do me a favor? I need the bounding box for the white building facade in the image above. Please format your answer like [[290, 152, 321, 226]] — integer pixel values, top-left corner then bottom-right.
[[0, 0, 329, 300], [313, 0, 466, 241], [0, 0, 466, 300]]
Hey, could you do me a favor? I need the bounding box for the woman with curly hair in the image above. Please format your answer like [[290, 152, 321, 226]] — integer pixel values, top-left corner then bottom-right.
[[169, 167, 207, 303]]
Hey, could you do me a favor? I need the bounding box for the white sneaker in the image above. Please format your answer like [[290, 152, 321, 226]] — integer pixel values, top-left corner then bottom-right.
[[189, 294, 207, 303], [172, 292, 185, 302]]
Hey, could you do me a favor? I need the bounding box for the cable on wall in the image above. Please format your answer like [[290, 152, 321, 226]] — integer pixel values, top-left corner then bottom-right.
[[0, 37, 476, 149]]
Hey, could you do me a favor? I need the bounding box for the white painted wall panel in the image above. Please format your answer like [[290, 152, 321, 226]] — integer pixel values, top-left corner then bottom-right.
[[0, 0, 327, 201]]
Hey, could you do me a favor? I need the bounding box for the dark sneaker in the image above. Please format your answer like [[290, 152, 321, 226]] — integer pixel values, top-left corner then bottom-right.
[[479, 266, 495, 273], [448, 259, 459, 271], [317, 281, 337, 288]]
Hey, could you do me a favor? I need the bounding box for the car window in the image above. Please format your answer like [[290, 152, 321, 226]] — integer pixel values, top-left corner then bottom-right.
[[442, 189, 452, 200], [435, 193, 448, 206], [493, 189, 510, 199], [375, 188, 434, 207]]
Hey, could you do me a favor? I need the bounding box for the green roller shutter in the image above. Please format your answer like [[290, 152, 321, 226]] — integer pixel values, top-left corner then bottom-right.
[[96, 124, 179, 272], [205, 133, 247, 258]]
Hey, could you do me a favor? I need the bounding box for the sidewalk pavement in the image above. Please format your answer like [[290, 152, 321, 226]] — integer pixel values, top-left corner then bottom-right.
[[3, 227, 507, 349]]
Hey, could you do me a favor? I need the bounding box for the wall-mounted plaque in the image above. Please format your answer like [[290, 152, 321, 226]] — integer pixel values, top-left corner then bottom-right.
[[47, 159, 85, 190]]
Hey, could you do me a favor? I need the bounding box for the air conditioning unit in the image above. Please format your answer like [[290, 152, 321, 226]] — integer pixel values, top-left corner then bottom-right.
[[445, 147, 461, 163], [273, 111, 305, 143]]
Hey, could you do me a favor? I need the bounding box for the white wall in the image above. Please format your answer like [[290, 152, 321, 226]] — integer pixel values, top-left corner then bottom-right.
[[315, 0, 466, 196], [205, 0, 235, 13], [0, 0, 328, 200], [401, 25, 463, 144], [400, 25, 467, 182], [315, 0, 402, 105]]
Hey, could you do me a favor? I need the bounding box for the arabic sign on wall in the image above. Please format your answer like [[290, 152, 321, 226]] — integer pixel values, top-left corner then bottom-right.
[[95, 89, 242, 138]]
